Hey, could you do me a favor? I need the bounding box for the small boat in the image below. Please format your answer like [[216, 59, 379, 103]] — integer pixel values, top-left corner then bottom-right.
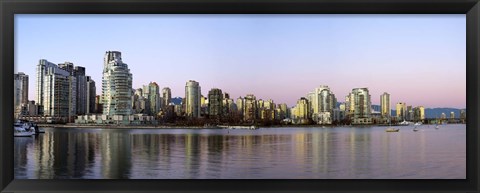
[[435, 125, 440, 129], [14, 121, 35, 137], [385, 127, 399, 132], [399, 120, 412, 126], [413, 126, 419, 132], [385, 119, 399, 132], [414, 122, 422, 126]]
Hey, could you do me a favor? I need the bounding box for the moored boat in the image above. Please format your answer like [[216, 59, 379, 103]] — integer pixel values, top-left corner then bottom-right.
[[385, 127, 399, 132], [14, 121, 35, 137], [399, 120, 412, 126]]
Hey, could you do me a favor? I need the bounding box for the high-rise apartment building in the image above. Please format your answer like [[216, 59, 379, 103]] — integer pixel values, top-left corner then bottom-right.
[[380, 92, 390, 118], [413, 106, 425, 121], [185, 80, 201, 118], [42, 63, 72, 121], [406, 105, 414, 121], [208, 88, 223, 117], [222, 92, 236, 116], [396, 102, 406, 120], [345, 95, 354, 118], [86, 76, 96, 114], [294, 97, 309, 122], [419, 106, 425, 120], [347, 88, 372, 119], [144, 82, 161, 116], [460, 109, 466, 123], [345, 88, 372, 124], [308, 85, 336, 123], [236, 97, 244, 116], [279, 103, 288, 120], [14, 72, 29, 118], [38, 59, 96, 121], [162, 87, 172, 110], [36, 59, 57, 109], [58, 63, 87, 117], [244, 94, 257, 121], [102, 51, 133, 116], [317, 86, 336, 113], [74, 66, 87, 115], [136, 87, 150, 114]]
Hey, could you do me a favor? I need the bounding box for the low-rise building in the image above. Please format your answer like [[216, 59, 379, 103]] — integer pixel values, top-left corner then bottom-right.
[[75, 114, 156, 125]]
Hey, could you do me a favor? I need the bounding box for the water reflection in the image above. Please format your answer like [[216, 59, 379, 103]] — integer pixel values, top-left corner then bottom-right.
[[14, 125, 466, 179]]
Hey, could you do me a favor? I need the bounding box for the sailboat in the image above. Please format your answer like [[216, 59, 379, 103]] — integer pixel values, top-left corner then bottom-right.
[[385, 118, 399, 132]]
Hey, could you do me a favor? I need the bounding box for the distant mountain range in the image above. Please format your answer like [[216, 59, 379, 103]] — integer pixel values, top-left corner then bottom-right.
[[171, 97, 183, 105]]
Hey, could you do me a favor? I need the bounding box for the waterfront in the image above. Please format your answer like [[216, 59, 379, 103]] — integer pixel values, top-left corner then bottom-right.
[[14, 124, 466, 179]]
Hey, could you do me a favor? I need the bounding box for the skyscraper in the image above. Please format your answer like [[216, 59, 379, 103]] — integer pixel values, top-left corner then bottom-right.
[[36, 59, 57, 109], [162, 87, 172, 110], [279, 103, 288, 120], [317, 86, 336, 113], [348, 88, 372, 119], [58, 62, 79, 121], [460, 109, 466, 123], [419, 106, 425, 120], [346, 88, 372, 124], [86, 76, 96, 114], [14, 72, 29, 118], [59, 63, 88, 116], [294, 97, 309, 123], [413, 106, 425, 122], [102, 51, 133, 116], [380, 92, 390, 118], [244, 94, 257, 121], [185, 80, 201, 118], [236, 97, 244, 117], [406, 105, 413, 121], [396, 102, 406, 120], [144, 82, 161, 116], [208, 88, 223, 118], [74, 66, 87, 115], [42, 63, 71, 121], [308, 85, 336, 123]]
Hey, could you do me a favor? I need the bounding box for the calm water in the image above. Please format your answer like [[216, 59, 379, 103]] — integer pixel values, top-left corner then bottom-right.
[[14, 124, 466, 179]]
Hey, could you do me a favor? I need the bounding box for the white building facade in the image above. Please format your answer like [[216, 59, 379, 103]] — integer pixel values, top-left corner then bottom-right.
[[102, 51, 133, 116]]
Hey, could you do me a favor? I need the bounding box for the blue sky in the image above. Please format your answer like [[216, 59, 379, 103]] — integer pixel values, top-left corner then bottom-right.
[[15, 14, 466, 108]]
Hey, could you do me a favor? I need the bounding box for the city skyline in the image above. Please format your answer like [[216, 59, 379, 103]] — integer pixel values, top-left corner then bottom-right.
[[15, 14, 466, 108]]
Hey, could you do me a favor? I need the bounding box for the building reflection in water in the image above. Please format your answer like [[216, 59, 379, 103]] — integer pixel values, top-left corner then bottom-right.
[[14, 125, 466, 179]]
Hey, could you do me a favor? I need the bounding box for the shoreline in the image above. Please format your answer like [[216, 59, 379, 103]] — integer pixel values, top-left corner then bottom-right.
[[36, 123, 453, 129]]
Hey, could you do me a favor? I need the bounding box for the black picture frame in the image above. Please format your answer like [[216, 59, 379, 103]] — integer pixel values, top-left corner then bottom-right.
[[1, 0, 479, 192]]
